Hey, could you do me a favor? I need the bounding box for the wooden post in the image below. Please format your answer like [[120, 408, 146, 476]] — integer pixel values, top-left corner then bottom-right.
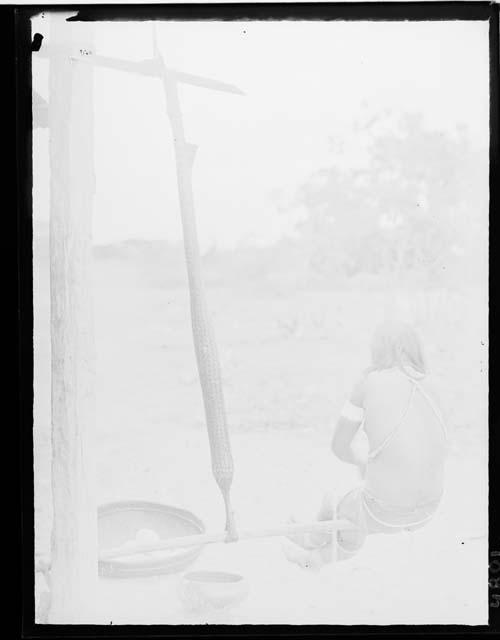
[[48, 14, 97, 623]]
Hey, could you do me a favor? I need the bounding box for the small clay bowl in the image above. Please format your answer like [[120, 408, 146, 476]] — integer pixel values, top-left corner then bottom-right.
[[178, 570, 249, 612]]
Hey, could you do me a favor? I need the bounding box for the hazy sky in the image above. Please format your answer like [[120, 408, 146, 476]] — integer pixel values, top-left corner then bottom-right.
[[32, 17, 489, 249]]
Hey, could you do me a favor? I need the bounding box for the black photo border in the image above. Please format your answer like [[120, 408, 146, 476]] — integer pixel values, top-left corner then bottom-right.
[[10, 2, 500, 638]]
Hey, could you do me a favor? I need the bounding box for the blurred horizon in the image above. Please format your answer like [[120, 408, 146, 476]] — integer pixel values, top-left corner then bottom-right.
[[32, 18, 489, 255]]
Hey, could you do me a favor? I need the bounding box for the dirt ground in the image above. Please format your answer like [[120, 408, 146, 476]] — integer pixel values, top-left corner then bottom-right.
[[33, 240, 488, 624]]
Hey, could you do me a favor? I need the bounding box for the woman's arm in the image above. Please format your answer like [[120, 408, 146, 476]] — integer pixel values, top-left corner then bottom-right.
[[331, 376, 368, 467]]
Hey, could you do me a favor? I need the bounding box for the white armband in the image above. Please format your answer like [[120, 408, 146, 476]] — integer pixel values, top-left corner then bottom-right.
[[340, 400, 364, 422]]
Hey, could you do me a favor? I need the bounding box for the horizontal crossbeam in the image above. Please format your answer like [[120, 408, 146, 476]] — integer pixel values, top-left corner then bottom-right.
[[35, 46, 245, 96]]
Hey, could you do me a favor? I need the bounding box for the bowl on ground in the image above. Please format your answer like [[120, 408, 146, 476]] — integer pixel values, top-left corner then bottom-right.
[[178, 570, 249, 612]]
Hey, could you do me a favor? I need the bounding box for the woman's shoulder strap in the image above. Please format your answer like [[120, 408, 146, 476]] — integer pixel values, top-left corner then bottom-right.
[[367, 380, 417, 461], [412, 379, 449, 441]]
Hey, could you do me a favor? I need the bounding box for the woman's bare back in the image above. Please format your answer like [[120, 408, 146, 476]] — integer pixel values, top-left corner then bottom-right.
[[363, 368, 447, 507]]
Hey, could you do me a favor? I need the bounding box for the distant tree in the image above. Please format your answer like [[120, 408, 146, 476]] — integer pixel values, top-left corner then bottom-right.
[[293, 111, 487, 289]]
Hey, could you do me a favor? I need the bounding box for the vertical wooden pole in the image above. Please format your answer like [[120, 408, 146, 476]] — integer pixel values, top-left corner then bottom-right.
[[48, 14, 97, 623]]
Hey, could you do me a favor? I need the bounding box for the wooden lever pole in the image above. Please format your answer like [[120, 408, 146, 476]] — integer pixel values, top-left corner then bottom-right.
[[99, 518, 353, 561], [36, 518, 352, 570]]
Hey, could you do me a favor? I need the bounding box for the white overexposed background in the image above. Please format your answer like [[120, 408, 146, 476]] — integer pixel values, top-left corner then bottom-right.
[[32, 15, 489, 625]]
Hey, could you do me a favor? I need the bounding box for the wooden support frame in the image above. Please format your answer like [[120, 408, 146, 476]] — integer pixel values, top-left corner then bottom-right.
[[36, 23, 350, 619], [36, 21, 246, 619], [58, 29, 245, 541]]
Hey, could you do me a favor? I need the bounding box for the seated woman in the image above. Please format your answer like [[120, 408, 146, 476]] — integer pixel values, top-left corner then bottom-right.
[[285, 321, 449, 569]]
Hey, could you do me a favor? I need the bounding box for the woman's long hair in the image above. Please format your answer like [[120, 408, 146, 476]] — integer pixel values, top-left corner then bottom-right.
[[370, 321, 427, 379]]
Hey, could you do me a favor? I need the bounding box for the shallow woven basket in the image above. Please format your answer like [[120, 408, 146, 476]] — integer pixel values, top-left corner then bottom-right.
[[98, 500, 205, 579]]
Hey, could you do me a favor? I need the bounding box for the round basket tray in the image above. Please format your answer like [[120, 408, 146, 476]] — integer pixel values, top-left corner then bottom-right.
[[98, 501, 205, 579]]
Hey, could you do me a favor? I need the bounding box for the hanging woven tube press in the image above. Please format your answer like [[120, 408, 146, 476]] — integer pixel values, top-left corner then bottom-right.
[[158, 66, 239, 543]]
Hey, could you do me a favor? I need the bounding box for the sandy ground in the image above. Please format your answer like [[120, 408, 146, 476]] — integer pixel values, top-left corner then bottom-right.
[[33, 242, 488, 624]]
